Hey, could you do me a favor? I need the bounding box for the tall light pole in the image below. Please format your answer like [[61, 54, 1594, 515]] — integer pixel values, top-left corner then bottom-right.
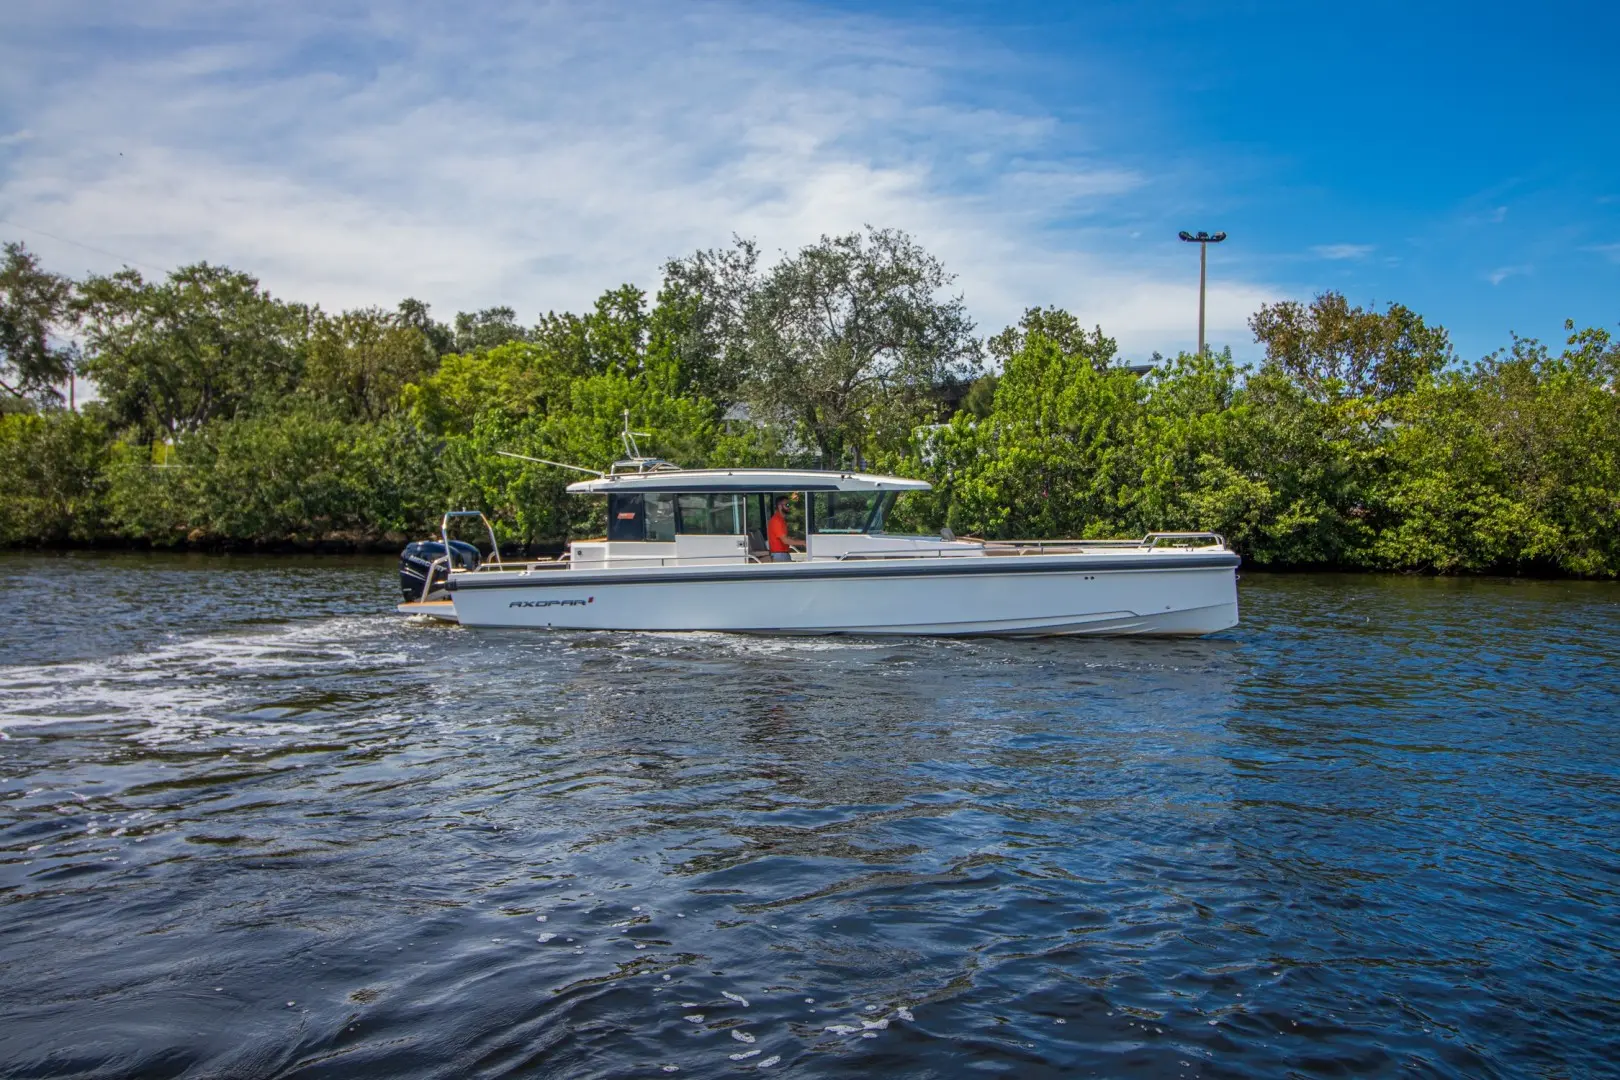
[[1178, 230, 1227, 355]]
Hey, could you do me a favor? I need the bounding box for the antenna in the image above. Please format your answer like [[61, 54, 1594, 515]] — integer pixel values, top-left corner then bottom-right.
[[495, 451, 606, 477], [621, 409, 651, 460]]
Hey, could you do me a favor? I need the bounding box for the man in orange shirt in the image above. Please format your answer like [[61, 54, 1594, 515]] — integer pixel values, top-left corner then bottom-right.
[[767, 496, 801, 561]]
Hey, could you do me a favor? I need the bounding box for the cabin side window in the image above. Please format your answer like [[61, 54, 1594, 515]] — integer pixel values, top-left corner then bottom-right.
[[611, 492, 740, 541], [607, 494, 643, 541], [810, 491, 895, 534], [676, 493, 744, 535], [607, 492, 677, 541], [745, 493, 805, 544], [644, 494, 675, 542]]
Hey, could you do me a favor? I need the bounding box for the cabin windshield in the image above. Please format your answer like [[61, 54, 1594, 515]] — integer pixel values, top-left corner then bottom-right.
[[810, 491, 897, 534]]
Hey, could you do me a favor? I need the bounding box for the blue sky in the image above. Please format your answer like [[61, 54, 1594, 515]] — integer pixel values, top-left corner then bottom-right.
[[1, 0, 1615, 364]]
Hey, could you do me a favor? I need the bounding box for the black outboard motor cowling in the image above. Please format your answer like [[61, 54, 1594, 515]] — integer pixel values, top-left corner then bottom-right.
[[399, 540, 481, 602]]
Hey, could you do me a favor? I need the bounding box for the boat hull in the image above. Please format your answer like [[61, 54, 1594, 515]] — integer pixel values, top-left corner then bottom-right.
[[444, 553, 1240, 637]]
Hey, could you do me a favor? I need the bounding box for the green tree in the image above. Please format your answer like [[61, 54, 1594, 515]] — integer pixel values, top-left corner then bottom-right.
[[1216, 369, 1384, 566], [526, 285, 663, 382], [738, 227, 980, 465], [396, 298, 455, 355], [407, 285, 701, 438], [404, 341, 573, 436], [103, 410, 447, 547], [574, 285, 652, 374], [988, 307, 1116, 372], [0, 242, 77, 405], [958, 373, 999, 420], [658, 238, 760, 404], [76, 264, 309, 440], [0, 411, 110, 543], [304, 307, 440, 421], [969, 326, 1140, 538], [103, 443, 195, 545], [452, 306, 529, 353], [1249, 291, 1452, 403], [888, 319, 1141, 539], [1373, 328, 1620, 575], [1118, 350, 1272, 546]]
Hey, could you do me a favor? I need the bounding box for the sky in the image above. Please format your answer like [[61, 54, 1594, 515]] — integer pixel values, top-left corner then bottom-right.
[[1, 0, 1616, 365]]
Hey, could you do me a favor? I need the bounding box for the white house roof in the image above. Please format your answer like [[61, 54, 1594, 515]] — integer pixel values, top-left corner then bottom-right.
[[565, 468, 932, 495]]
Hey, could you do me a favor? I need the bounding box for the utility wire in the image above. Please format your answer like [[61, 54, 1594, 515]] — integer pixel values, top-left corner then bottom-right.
[[0, 216, 171, 275]]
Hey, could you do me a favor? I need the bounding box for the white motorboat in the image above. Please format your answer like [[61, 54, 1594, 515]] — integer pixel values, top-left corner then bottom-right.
[[397, 445, 1240, 637]]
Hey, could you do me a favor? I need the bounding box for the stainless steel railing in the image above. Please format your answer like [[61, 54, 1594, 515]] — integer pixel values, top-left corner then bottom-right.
[[442, 510, 502, 567], [412, 511, 510, 602], [411, 529, 1228, 591], [977, 531, 1227, 555]]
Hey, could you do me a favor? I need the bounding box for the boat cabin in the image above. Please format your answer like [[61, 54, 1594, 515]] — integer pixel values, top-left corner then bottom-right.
[[563, 468, 978, 569]]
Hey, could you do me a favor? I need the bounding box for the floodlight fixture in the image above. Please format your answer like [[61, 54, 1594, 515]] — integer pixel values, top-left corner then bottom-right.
[[1178, 229, 1228, 353]]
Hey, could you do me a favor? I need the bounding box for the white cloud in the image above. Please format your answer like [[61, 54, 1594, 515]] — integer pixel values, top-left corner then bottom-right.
[[1487, 265, 1530, 286], [1311, 243, 1374, 261], [1588, 243, 1620, 264], [0, 0, 1278, 357]]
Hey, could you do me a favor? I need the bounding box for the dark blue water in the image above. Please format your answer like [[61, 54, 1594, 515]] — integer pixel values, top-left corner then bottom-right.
[[1, 554, 1616, 1078]]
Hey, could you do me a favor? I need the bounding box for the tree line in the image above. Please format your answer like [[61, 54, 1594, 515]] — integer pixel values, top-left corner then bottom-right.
[[1, 231, 1617, 575]]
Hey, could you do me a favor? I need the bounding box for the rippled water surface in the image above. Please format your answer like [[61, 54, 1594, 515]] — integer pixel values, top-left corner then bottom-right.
[[2, 553, 1617, 1079]]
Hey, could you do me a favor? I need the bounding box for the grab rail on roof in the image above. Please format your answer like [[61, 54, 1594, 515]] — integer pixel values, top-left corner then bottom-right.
[[976, 532, 1228, 555], [1144, 531, 1228, 547]]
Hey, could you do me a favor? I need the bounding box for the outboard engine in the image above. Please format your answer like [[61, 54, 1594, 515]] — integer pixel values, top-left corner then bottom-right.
[[399, 539, 481, 602]]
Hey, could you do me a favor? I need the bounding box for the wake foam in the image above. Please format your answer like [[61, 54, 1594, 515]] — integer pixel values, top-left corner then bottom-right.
[[0, 616, 408, 745]]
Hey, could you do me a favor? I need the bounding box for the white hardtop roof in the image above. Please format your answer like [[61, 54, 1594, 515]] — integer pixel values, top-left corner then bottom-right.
[[565, 468, 932, 495]]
